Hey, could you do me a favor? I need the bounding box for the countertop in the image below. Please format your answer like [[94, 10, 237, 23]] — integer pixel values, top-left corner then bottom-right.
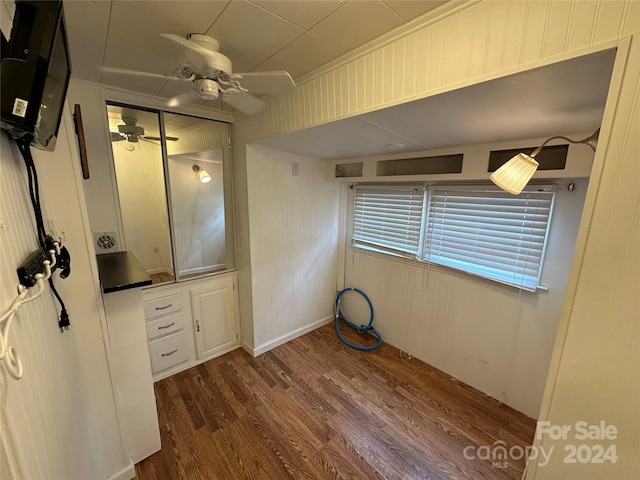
[[96, 251, 152, 293]]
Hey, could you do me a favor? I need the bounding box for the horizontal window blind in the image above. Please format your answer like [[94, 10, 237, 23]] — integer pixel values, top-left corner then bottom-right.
[[423, 187, 555, 290], [352, 185, 425, 257]]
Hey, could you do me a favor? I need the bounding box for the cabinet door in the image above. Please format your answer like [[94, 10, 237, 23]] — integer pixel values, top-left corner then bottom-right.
[[190, 280, 238, 359]]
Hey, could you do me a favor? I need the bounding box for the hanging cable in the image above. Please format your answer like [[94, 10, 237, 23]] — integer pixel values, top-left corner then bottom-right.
[[0, 251, 56, 380], [14, 138, 71, 331], [334, 288, 382, 351]]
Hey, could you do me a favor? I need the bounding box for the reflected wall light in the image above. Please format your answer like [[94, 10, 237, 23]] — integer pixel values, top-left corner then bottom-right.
[[192, 164, 212, 183], [490, 129, 600, 195]]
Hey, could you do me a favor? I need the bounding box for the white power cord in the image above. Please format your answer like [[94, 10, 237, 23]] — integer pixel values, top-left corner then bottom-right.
[[0, 248, 56, 380]]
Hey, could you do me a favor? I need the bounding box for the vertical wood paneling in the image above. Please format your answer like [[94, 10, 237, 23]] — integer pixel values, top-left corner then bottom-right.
[[355, 57, 365, 111], [403, 33, 417, 97], [592, 0, 626, 45], [442, 7, 472, 85], [382, 44, 395, 104], [393, 39, 406, 99], [348, 62, 358, 114], [567, 0, 598, 51], [363, 53, 374, 109], [415, 28, 430, 94], [501, 0, 529, 70], [467, 2, 490, 78], [329, 71, 337, 120], [245, 146, 340, 348], [372, 49, 385, 106], [427, 20, 445, 91], [482, 0, 508, 75], [542, 0, 574, 58], [340, 66, 348, 118], [1, 115, 128, 478], [521, 0, 549, 65]]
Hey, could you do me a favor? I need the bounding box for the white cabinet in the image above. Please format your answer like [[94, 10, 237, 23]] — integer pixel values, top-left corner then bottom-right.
[[142, 272, 240, 381], [191, 278, 239, 359]]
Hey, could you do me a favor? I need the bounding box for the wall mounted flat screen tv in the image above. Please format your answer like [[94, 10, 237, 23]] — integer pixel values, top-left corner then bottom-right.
[[1, 0, 71, 151]]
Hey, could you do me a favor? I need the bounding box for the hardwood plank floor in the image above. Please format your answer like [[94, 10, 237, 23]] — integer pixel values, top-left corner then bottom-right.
[[136, 324, 535, 480]]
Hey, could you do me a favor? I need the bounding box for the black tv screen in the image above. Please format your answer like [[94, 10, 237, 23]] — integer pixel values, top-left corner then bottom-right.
[[1, 1, 71, 151]]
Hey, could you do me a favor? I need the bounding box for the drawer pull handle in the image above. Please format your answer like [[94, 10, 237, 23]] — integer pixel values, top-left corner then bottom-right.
[[155, 304, 173, 310], [161, 349, 178, 357], [158, 322, 175, 330]]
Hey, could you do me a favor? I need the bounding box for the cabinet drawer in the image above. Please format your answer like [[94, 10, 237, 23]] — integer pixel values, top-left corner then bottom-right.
[[148, 330, 189, 374], [145, 312, 186, 341], [143, 294, 183, 320]]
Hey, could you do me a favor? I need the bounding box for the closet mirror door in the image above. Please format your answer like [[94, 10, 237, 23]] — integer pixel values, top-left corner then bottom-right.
[[107, 104, 174, 284], [163, 113, 234, 281]]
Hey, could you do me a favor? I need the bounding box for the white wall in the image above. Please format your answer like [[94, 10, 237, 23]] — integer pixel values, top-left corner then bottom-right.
[[246, 145, 340, 353], [236, 1, 639, 477], [0, 112, 129, 478], [343, 177, 588, 419]]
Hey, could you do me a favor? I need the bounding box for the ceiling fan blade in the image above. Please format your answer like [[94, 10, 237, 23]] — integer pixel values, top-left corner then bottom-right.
[[167, 89, 198, 108], [102, 66, 187, 81], [143, 136, 179, 142], [233, 71, 295, 97], [222, 91, 266, 115], [110, 132, 126, 142]]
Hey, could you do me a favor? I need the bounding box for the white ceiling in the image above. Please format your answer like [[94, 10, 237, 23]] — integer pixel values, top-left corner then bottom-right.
[[64, 1, 615, 160], [64, 0, 449, 108]]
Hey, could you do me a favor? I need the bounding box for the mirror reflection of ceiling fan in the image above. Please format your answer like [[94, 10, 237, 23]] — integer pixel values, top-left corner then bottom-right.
[[103, 33, 296, 115], [110, 116, 179, 143]]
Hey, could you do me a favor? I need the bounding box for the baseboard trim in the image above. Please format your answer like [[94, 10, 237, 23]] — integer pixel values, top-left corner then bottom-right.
[[240, 339, 255, 356], [107, 459, 135, 480], [253, 316, 334, 357]]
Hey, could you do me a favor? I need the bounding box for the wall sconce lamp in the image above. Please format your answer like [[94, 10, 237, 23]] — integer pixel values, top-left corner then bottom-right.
[[192, 164, 212, 183], [490, 129, 600, 195]]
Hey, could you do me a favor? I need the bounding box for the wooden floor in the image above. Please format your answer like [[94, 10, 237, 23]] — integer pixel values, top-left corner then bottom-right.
[[136, 324, 535, 480]]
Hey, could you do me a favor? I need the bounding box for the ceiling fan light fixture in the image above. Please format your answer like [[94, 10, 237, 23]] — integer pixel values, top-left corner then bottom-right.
[[195, 78, 219, 100]]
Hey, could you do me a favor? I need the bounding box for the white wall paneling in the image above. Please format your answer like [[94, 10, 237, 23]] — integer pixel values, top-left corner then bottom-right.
[[0, 110, 130, 477], [245, 145, 340, 352]]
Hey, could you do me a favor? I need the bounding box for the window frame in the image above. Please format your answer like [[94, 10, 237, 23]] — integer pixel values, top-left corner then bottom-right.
[[350, 183, 557, 291]]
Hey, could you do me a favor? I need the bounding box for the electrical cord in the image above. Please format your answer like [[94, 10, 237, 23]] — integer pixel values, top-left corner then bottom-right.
[[334, 288, 382, 351], [14, 137, 71, 331], [0, 251, 56, 380]]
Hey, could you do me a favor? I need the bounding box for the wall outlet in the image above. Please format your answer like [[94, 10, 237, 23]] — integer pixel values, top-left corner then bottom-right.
[[153, 245, 159, 254], [292, 162, 300, 176]]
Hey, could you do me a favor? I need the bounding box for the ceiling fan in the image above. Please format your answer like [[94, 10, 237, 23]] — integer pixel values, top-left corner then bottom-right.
[[103, 33, 296, 115], [110, 116, 178, 143]]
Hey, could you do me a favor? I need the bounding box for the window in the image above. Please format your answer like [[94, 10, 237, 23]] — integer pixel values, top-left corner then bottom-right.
[[351, 184, 556, 291], [352, 185, 425, 258]]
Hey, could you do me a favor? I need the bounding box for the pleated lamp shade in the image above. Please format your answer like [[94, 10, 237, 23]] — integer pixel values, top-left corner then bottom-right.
[[490, 153, 539, 195]]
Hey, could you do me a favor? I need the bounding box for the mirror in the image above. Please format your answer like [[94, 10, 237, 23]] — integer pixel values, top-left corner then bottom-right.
[[164, 112, 235, 281], [106, 103, 234, 285]]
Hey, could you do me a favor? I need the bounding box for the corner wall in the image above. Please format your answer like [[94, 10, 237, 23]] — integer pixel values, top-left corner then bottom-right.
[[245, 145, 340, 353]]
